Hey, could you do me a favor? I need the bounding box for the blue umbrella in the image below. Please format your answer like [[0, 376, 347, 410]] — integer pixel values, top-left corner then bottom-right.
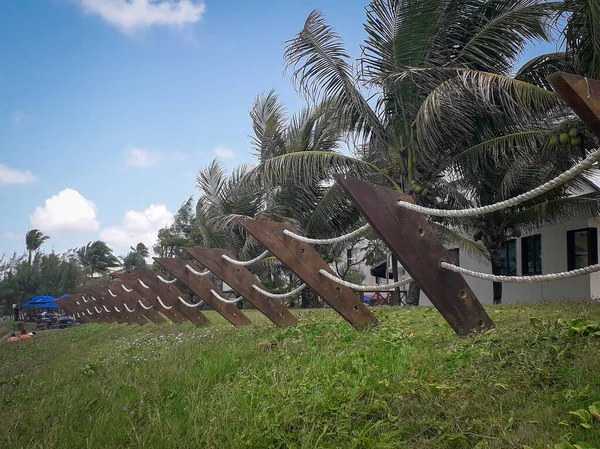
[[22, 296, 59, 309]]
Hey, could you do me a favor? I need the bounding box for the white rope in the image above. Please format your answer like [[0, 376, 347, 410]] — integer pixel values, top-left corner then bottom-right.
[[283, 223, 371, 245], [121, 285, 133, 293], [87, 309, 93, 315], [124, 303, 135, 313], [319, 269, 412, 291], [108, 289, 117, 298], [252, 283, 307, 299], [76, 301, 80, 305], [103, 305, 111, 313], [82, 296, 89, 303], [157, 275, 177, 284], [156, 296, 173, 310], [440, 261, 600, 283], [210, 289, 243, 304], [114, 306, 121, 313], [91, 296, 98, 302], [178, 296, 204, 308], [221, 250, 270, 266], [398, 148, 600, 217], [138, 279, 150, 289], [94, 306, 102, 313], [139, 300, 153, 310], [186, 264, 211, 276]]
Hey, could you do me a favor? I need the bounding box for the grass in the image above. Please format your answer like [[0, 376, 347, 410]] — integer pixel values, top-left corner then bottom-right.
[[1, 303, 600, 448]]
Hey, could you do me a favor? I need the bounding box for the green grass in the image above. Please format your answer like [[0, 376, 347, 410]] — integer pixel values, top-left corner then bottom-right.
[[1, 303, 600, 448]]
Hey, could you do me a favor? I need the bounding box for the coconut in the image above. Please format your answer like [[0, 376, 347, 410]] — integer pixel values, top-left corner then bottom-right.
[[559, 133, 570, 144], [414, 185, 424, 194], [421, 188, 429, 197], [569, 128, 579, 137], [549, 135, 559, 146], [570, 136, 583, 146]]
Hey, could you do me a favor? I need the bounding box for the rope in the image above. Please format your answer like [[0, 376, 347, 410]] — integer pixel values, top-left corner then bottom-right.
[[87, 309, 93, 315], [157, 275, 177, 284], [108, 289, 117, 298], [252, 283, 307, 299], [440, 261, 600, 283], [283, 223, 371, 245], [398, 148, 600, 217], [114, 306, 121, 312], [121, 285, 133, 293], [82, 296, 89, 303], [103, 305, 111, 313], [76, 301, 80, 305], [124, 303, 135, 313], [221, 250, 270, 266], [210, 289, 243, 304], [186, 264, 211, 276], [94, 306, 102, 313], [91, 296, 98, 302], [139, 300, 153, 310], [178, 296, 204, 308], [138, 279, 150, 289], [156, 296, 173, 310], [319, 269, 412, 291]]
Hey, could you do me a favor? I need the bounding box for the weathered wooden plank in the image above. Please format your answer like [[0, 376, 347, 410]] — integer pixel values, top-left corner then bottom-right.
[[106, 279, 167, 325], [133, 272, 210, 327], [154, 258, 251, 326], [94, 285, 148, 326], [548, 72, 600, 139], [237, 218, 378, 328], [82, 289, 124, 323], [56, 295, 90, 323], [335, 175, 494, 336], [115, 272, 187, 324], [184, 248, 298, 328]]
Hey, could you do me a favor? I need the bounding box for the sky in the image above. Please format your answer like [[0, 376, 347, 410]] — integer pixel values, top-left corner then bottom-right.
[[0, 0, 557, 259]]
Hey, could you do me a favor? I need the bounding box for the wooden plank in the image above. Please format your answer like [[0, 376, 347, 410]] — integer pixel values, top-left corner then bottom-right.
[[82, 289, 124, 324], [79, 290, 114, 323], [95, 285, 148, 326], [154, 258, 251, 326], [68, 294, 97, 323], [335, 175, 494, 336], [115, 272, 187, 324], [184, 248, 298, 328], [87, 288, 135, 324], [56, 295, 90, 323], [133, 271, 210, 327], [237, 218, 378, 328], [548, 72, 600, 139], [106, 279, 167, 325]]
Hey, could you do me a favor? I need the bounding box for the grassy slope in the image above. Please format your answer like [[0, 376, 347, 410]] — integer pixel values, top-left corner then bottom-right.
[[0, 304, 599, 449]]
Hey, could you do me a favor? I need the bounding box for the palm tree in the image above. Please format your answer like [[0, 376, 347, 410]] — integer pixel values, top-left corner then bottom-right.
[[76, 241, 120, 278], [253, 0, 564, 304], [130, 242, 149, 258], [25, 229, 49, 265]]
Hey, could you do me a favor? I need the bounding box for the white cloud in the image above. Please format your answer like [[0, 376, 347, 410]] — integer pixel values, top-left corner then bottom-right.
[[30, 188, 99, 232], [213, 145, 235, 160], [124, 145, 161, 167], [1, 231, 21, 240], [75, 0, 206, 35], [0, 164, 36, 186], [100, 204, 173, 250], [12, 111, 29, 127]]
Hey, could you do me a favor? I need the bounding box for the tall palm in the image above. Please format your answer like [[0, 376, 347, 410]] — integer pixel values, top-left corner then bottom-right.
[[130, 242, 149, 258], [25, 229, 49, 266], [76, 241, 120, 278]]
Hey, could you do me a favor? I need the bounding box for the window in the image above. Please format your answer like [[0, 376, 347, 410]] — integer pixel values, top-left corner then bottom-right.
[[499, 240, 517, 275], [567, 228, 598, 270], [448, 248, 460, 266], [522, 234, 542, 275]]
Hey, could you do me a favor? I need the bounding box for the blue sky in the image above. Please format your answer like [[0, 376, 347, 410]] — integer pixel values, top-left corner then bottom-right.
[[0, 0, 557, 258]]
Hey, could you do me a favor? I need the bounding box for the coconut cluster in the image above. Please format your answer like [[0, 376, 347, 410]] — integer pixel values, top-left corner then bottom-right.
[[549, 128, 582, 147]]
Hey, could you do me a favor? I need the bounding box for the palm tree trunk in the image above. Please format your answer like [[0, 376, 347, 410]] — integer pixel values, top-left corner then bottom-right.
[[407, 282, 420, 306], [489, 247, 503, 304], [28, 250, 32, 266]]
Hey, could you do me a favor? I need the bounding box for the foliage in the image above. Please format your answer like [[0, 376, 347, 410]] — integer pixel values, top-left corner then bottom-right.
[[1, 303, 600, 447], [25, 229, 49, 266], [76, 241, 120, 278]]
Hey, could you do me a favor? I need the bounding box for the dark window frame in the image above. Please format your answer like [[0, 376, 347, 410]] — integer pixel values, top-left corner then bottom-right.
[[499, 239, 517, 275], [567, 228, 598, 271], [522, 234, 542, 275]]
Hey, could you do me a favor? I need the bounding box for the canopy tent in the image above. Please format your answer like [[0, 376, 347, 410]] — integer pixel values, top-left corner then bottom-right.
[[22, 296, 59, 309]]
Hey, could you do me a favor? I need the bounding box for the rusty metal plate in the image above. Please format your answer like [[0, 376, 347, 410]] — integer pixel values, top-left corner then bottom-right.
[[237, 218, 378, 329], [95, 285, 148, 326], [335, 175, 494, 336], [82, 289, 124, 324], [155, 258, 251, 326], [133, 271, 210, 327], [115, 272, 187, 324], [548, 72, 600, 139], [184, 248, 298, 328], [106, 279, 166, 325], [88, 288, 136, 324]]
